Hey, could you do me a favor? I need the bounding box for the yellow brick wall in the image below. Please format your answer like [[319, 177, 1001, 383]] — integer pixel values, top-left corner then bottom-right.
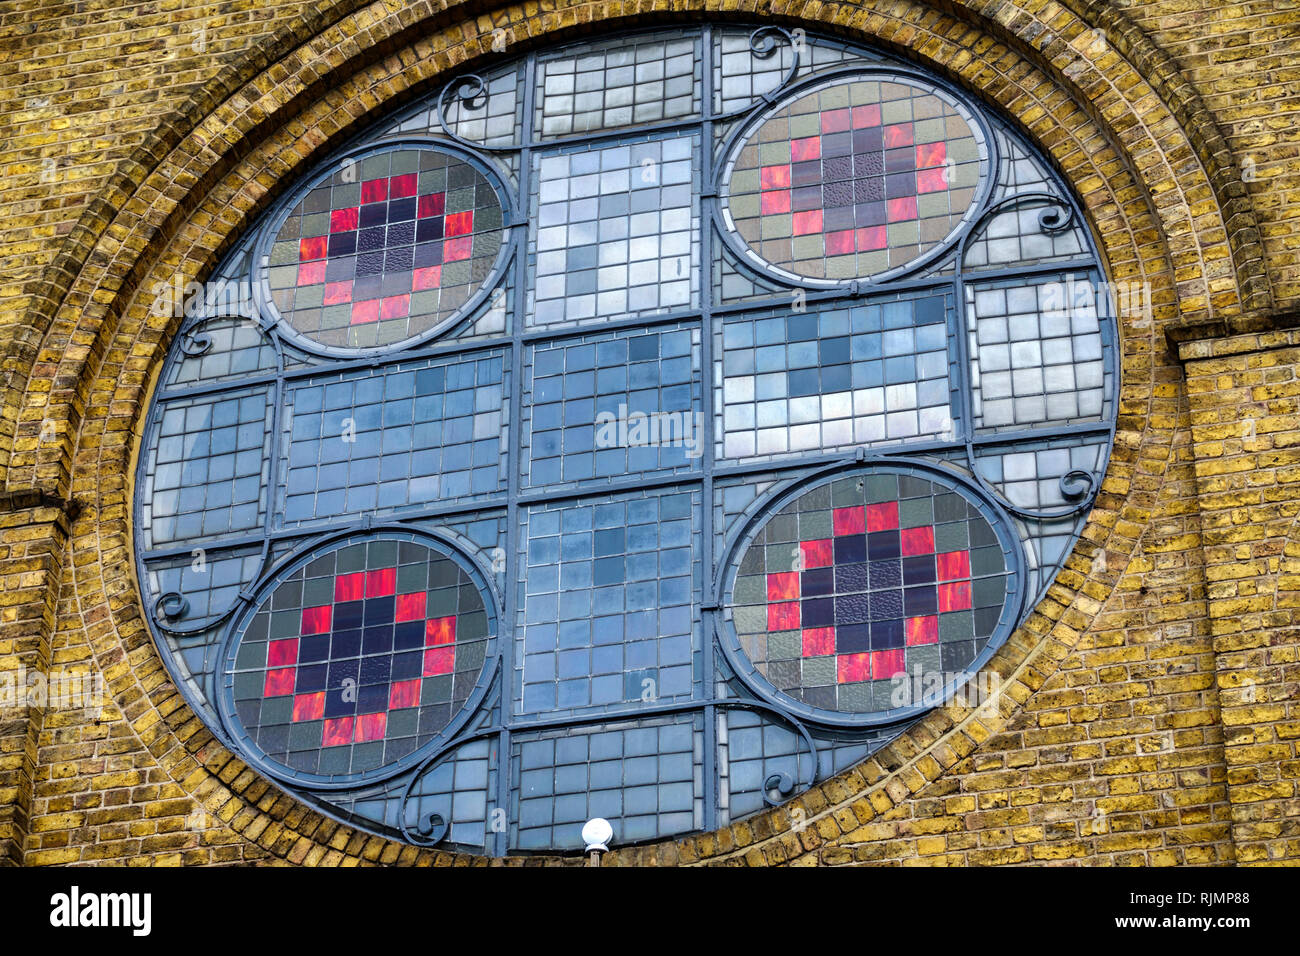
[[0, 0, 1294, 865]]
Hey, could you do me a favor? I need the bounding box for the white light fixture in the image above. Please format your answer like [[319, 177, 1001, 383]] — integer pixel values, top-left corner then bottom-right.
[[582, 817, 613, 855]]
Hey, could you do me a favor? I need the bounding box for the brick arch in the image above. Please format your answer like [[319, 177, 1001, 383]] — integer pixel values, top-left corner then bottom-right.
[[22, 1, 1234, 864]]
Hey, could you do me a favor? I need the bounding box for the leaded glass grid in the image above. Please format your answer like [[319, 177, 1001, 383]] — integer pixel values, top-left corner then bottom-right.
[[134, 25, 1117, 856]]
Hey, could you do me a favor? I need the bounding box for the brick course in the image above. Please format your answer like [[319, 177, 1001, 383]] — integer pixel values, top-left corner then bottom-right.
[[0, 0, 1294, 865]]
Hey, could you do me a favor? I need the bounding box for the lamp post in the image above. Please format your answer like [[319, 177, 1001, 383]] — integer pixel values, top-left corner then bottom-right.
[[582, 817, 613, 867]]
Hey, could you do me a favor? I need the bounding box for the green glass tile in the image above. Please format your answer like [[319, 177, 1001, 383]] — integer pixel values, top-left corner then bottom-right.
[[732, 605, 767, 635], [764, 543, 797, 573], [938, 609, 974, 642], [797, 508, 832, 540], [756, 630, 795, 663], [732, 574, 766, 605], [758, 141, 792, 165], [800, 655, 835, 686], [837, 681, 871, 711], [900, 496, 934, 528]]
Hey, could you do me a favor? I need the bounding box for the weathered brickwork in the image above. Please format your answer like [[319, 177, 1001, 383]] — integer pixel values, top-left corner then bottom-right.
[[0, 0, 1294, 865], [1180, 330, 1300, 865]]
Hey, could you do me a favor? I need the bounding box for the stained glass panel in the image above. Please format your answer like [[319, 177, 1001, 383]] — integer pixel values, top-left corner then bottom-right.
[[221, 534, 494, 782], [721, 75, 986, 283], [726, 468, 1015, 718], [135, 26, 1116, 854], [264, 146, 505, 350]]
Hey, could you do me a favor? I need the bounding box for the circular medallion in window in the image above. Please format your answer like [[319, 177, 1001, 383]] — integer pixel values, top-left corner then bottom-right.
[[217, 532, 496, 786], [259, 144, 507, 353], [723, 465, 1021, 723], [719, 75, 989, 285]]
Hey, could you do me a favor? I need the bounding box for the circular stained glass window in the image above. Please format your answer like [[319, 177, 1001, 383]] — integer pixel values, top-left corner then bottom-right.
[[136, 26, 1116, 853], [218, 533, 495, 785], [260, 144, 506, 352], [724, 466, 1021, 721], [720, 75, 987, 284]]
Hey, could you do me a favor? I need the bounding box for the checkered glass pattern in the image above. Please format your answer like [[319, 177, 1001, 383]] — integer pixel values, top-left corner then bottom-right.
[[279, 352, 509, 525], [729, 471, 1009, 715], [723, 77, 982, 281], [717, 295, 953, 462], [140, 389, 272, 548], [529, 136, 697, 326], [228, 538, 490, 778], [516, 490, 699, 717], [536, 35, 699, 137], [265, 147, 504, 349], [521, 324, 702, 490], [967, 276, 1107, 429]]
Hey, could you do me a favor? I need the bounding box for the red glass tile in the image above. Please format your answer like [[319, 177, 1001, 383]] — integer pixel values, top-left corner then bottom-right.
[[802, 627, 835, 657], [413, 265, 443, 291], [298, 236, 328, 261], [388, 678, 421, 710], [293, 691, 325, 722], [267, 638, 298, 667], [418, 192, 446, 218], [360, 179, 388, 204], [870, 648, 905, 680], [825, 229, 855, 255], [865, 501, 900, 532], [761, 190, 791, 215], [760, 164, 791, 190], [851, 104, 882, 129], [767, 601, 800, 631], [297, 260, 327, 286], [380, 294, 410, 320], [905, 615, 938, 646], [334, 572, 366, 602], [916, 167, 950, 195], [350, 299, 381, 324], [821, 108, 851, 134], [263, 667, 296, 698], [395, 591, 427, 623], [916, 142, 947, 169], [389, 173, 418, 199], [800, 539, 833, 569], [322, 716, 355, 747], [423, 646, 455, 677], [356, 712, 388, 743], [425, 616, 457, 646], [766, 571, 800, 602], [936, 550, 971, 581], [883, 124, 915, 148], [301, 604, 332, 635], [444, 236, 474, 262], [323, 281, 353, 306], [855, 225, 887, 251], [837, 652, 870, 683], [833, 505, 866, 536], [330, 207, 359, 233], [792, 209, 823, 236], [938, 581, 972, 612], [445, 210, 474, 237], [887, 196, 918, 222], [366, 568, 396, 598], [900, 527, 935, 556], [790, 136, 821, 162]]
